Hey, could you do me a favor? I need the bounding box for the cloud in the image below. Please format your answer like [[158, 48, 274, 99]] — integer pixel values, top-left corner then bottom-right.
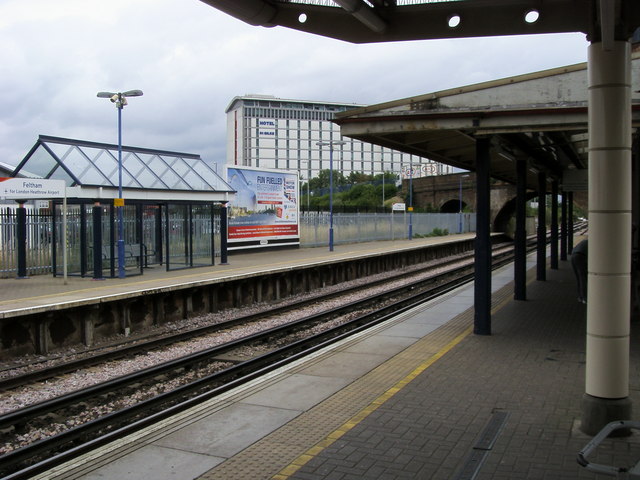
[[0, 0, 589, 170]]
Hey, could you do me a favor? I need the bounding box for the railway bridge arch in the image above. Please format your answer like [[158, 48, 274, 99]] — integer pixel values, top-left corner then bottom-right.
[[405, 172, 587, 235]]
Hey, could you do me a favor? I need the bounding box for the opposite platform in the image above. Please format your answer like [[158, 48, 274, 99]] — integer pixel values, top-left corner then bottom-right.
[[0, 235, 476, 316]]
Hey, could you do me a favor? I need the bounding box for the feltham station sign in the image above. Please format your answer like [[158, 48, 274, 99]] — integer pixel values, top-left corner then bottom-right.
[[0, 178, 66, 199]]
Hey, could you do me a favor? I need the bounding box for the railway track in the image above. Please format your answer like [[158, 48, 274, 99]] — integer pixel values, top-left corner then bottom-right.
[[0, 243, 515, 392], [0, 241, 527, 479]]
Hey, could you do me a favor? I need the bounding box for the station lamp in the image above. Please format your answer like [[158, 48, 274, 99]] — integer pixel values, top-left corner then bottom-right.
[[97, 89, 143, 278], [316, 140, 346, 252]]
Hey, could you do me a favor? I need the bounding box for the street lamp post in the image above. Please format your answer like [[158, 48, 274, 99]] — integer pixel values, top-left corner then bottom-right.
[[317, 140, 345, 251], [408, 158, 413, 240], [300, 160, 310, 212], [458, 174, 470, 234], [380, 156, 385, 211], [97, 89, 143, 278]]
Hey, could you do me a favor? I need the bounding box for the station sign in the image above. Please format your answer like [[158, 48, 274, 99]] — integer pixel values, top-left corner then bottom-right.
[[0, 178, 66, 199], [401, 163, 439, 179]]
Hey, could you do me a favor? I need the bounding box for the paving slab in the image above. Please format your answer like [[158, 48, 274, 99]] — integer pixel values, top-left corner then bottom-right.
[[79, 445, 224, 480], [154, 403, 301, 458], [240, 373, 353, 411]]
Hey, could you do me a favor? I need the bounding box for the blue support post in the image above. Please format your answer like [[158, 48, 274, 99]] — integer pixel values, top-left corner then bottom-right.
[[116, 104, 125, 279], [92, 202, 103, 280], [474, 137, 491, 335], [561, 192, 568, 261], [537, 171, 547, 281], [514, 157, 527, 301], [16, 202, 27, 279], [220, 202, 229, 265], [329, 147, 334, 251], [550, 180, 559, 270]]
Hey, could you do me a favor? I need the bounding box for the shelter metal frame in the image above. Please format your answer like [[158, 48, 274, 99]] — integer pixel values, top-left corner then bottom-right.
[[8, 136, 235, 279]]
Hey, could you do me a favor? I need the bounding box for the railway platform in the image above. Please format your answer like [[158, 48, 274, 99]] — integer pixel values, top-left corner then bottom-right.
[[0, 234, 481, 357], [1, 236, 475, 315], [25, 242, 640, 480]]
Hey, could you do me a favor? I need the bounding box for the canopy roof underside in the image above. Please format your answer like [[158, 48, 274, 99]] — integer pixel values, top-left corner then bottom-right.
[[199, 0, 640, 44]]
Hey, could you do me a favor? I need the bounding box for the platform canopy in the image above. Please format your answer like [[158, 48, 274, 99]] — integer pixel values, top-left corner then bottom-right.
[[199, 0, 639, 45], [11, 135, 234, 203], [333, 56, 640, 191], [200, 0, 640, 190]]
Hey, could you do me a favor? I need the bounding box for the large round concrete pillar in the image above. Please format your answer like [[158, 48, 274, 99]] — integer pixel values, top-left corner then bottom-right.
[[581, 40, 632, 435]]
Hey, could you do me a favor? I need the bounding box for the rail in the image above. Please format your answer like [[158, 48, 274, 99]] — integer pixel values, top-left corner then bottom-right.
[[0, 246, 524, 479]]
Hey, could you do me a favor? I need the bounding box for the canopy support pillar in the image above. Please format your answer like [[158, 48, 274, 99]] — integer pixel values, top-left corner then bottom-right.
[[561, 192, 568, 261], [514, 156, 527, 301], [581, 40, 632, 436], [474, 137, 491, 335], [536, 171, 547, 281], [550, 180, 559, 270]]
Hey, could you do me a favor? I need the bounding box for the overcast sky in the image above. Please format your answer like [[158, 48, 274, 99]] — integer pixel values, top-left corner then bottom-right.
[[1, 0, 590, 170]]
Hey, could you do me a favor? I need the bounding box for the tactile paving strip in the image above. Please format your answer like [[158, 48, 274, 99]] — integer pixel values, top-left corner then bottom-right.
[[198, 282, 514, 480]]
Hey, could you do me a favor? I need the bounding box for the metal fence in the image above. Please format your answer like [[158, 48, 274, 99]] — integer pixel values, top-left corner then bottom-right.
[[0, 209, 475, 278], [0, 207, 53, 277], [300, 212, 476, 247]]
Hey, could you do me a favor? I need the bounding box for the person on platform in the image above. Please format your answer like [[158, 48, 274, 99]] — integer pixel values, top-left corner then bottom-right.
[[571, 239, 588, 304]]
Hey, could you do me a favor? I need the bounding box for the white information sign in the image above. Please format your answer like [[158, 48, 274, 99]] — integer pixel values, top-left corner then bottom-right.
[[392, 202, 406, 212], [1, 177, 69, 283], [0, 178, 66, 199]]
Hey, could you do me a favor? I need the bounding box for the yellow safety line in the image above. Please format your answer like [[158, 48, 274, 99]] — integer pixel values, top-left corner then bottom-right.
[[272, 284, 516, 480], [271, 325, 473, 479]]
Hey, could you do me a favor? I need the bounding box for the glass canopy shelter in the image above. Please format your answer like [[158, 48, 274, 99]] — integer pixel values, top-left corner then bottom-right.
[[11, 135, 235, 278]]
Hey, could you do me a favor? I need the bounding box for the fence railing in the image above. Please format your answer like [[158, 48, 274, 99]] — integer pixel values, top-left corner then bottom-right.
[[0, 207, 53, 277], [0, 209, 475, 278], [300, 212, 475, 247]]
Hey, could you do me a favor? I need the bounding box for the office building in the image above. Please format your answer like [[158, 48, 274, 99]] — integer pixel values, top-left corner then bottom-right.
[[225, 95, 453, 182]]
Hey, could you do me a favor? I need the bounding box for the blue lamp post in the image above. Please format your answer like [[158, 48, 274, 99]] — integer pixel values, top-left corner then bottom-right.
[[408, 158, 413, 240], [97, 89, 143, 278], [317, 140, 345, 252]]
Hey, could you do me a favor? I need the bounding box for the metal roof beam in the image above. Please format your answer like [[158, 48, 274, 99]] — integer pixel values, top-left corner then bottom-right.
[[198, 0, 277, 27], [201, 0, 598, 44], [333, 0, 387, 34]]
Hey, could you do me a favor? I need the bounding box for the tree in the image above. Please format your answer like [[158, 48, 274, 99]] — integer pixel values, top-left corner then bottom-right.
[[307, 169, 348, 191], [300, 170, 401, 211]]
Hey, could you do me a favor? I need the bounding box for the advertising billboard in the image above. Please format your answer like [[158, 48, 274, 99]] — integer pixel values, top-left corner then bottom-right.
[[226, 166, 299, 250]]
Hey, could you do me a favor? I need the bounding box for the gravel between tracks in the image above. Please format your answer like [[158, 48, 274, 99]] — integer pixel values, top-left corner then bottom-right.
[[0, 253, 472, 455]]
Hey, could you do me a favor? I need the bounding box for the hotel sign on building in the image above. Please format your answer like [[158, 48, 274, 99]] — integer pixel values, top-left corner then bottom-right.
[[258, 119, 276, 137]]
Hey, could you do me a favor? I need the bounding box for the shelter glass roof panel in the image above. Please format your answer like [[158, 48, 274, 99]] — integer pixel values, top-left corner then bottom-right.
[[199, 165, 235, 191], [48, 165, 76, 185], [19, 145, 60, 179], [181, 170, 211, 192], [160, 157, 191, 190], [12, 136, 234, 193]]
